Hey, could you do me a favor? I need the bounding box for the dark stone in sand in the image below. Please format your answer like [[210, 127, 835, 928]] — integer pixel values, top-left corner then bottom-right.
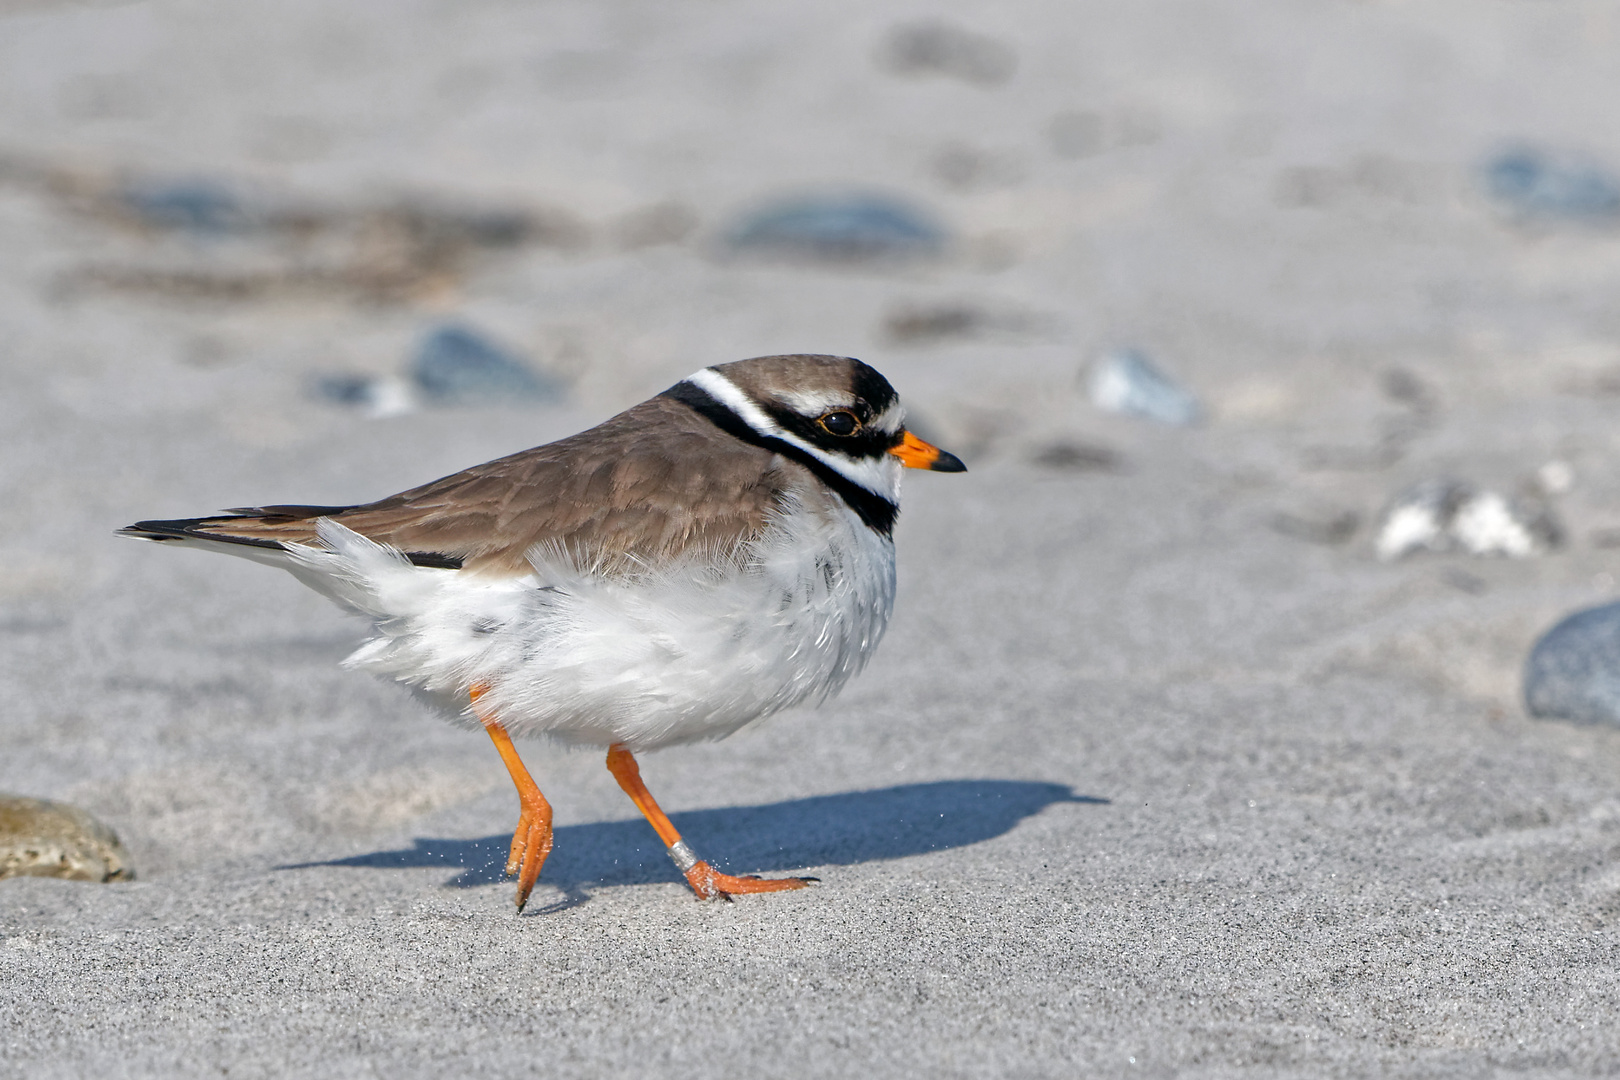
[[1525, 602, 1620, 726], [119, 179, 251, 233], [410, 324, 565, 406], [313, 373, 383, 408], [1031, 441, 1120, 472], [880, 21, 1017, 87], [726, 194, 946, 263]]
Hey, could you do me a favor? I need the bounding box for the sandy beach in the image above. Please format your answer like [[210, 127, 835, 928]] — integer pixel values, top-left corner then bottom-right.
[[4, 1, 1620, 1075]]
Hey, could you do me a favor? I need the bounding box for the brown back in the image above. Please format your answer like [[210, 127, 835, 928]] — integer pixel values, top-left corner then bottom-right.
[[198, 396, 793, 575]]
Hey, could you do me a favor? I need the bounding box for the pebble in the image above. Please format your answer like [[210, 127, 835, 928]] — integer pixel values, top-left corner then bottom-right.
[[1524, 602, 1620, 726], [1030, 440, 1120, 472], [410, 324, 566, 407], [725, 193, 946, 263], [0, 795, 133, 883], [1481, 146, 1620, 224], [118, 178, 251, 233], [1374, 479, 1561, 561], [1086, 350, 1201, 425], [880, 20, 1017, 86], [885, 303, 982, 343]]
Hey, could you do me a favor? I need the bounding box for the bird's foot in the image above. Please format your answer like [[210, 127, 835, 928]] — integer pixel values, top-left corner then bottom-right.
[[684, 861, 817, 900], [505, 799, 554, 913]]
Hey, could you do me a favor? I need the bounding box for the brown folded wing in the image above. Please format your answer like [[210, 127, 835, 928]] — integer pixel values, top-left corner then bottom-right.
[[134, 396, 788, 576]]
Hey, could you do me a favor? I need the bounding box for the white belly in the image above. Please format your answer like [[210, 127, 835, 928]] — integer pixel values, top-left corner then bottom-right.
[[285, 506, 897, 750]]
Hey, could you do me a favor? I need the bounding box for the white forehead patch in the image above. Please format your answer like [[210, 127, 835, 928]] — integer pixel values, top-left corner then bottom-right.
[[685, 367, 904, 504]]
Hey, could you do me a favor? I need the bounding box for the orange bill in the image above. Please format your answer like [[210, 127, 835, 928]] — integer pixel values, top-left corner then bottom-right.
[[889, 430, 967, 472]]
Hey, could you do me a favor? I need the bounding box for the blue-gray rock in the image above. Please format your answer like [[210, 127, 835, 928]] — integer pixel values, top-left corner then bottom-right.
[[1086, 350, 1200, 426], [726, 193, 946, 262], [1525, 602, 1620, 726], [119, 179, 251, 233], [410, 325, 565, 406], [1482, 147, 1620, 224]]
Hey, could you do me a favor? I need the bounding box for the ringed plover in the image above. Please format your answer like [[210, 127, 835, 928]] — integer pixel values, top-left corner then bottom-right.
[[121, 354, 964, 909]]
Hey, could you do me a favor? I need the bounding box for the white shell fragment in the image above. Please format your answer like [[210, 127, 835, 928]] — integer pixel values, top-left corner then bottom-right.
[[1451, 491, 1546, 557], [1374, 479, 1561, 561], [1087, 350, 1201, 426]]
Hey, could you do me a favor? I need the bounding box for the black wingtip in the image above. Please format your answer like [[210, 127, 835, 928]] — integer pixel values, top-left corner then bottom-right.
[[118, 521, 189, 541], [117, 515, 465, 569], [115, 517, 287, 553]]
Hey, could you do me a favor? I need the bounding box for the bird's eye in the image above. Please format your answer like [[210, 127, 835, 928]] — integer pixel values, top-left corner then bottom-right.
[[818, 410, 860, 437]]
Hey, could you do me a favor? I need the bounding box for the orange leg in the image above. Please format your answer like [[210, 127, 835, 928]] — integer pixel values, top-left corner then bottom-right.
[[605, 743, 813, 900], [470, 684, 553, 912]]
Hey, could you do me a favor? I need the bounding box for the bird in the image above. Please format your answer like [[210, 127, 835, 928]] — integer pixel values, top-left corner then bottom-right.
[[120, 353, 965, 910]]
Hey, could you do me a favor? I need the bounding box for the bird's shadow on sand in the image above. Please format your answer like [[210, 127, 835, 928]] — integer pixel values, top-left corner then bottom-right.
[[282, 780, 1102, 912]]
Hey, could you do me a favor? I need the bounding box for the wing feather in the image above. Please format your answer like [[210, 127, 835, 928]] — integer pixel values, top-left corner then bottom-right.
[[122, 396, 789, 576]]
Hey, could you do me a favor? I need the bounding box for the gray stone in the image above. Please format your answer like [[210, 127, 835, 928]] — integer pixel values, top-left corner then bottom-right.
[[0, 796, 133, 883], [1525, 602, 1620, 726], [410, 324, 566, 407], [725, 193, 946, 263], [880, 20, 1017, 87], [1030, 440, 1120, 472]]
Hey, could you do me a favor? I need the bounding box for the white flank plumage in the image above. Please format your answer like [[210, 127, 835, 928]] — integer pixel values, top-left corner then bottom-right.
[[282, 500, 897, 751]]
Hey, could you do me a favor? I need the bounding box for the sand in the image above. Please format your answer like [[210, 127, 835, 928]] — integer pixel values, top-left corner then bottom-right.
[[4, 1, 1620, 1076]]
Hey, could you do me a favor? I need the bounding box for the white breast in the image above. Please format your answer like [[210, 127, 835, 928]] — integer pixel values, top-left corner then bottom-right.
[[284, 498, 897, 750]]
